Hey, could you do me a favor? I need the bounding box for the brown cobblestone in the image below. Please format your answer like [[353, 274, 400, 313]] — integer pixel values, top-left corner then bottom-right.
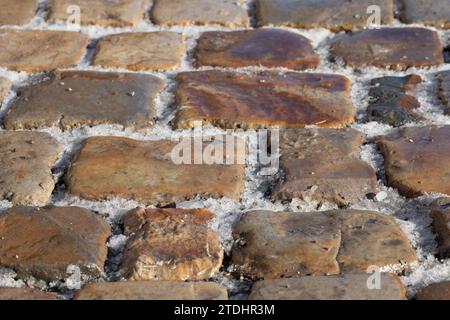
[[377, 126, 450, 197], [400, 0, 450, 28], [437, 71, 450, 115], [0, 0, 36, 26], [273, 128, 377, 206], [0, 29, 88, 73], [66, 136, 245, 205], [415, 281, 450, 300], [151, 0, 249, 27], [231, 210, 415, 279], [256, 0, 394, 31], [431, 198, 450, 258], [0, 131, 60, 206], [74, 281, 228, 300], [249, 274, 407, 300], [0, 288, 58, 300], [0, 206, 111, 281], [93, 32, 185, 71], [4, 71, 165, 130], [367, 75, 423, 126], [173, 71, 355, 130], [121, 208, 223, 281], [330, 28, 443, 69], [195, 29, 319, 70], [48, 0, 148, 27]]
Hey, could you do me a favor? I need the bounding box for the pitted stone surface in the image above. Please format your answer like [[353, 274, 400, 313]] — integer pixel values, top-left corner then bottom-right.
[[377, 126, 450, 197], [4, 71, 165, 130], [151, 0, 249, 27], [93, 32, 185, 71], [48, 0, 148, 27], [330, 28, 444, 69], [195, 29, 319, 70], [121, 208, 223, 281], [66, 136, 246, 205], [74, 281, 228, 300], [273, 128, 377, 206], [0, 29, 88, 73], [255, 0, 394, 31], [173, 71, 355, 130], [0, 131, 61, 206], [0, 206, 111, 281]]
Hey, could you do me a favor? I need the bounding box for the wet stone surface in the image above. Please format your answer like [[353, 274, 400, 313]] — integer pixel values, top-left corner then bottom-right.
[[367, 75, 423, 126], [173, 71, 355, 130], [195, 29, 319, 70], [4, 71, 165, 130], [329, 28, 444, 70]]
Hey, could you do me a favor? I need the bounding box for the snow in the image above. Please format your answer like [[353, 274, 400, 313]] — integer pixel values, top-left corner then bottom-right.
[[0, 1, 449, 300]]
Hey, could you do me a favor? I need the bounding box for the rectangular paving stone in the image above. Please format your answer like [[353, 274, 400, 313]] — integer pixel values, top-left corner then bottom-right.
[[415, 281, 450, 300], [273, 128, 377, 206], [173, 71, 355, 130], [330, 28, 444, 70], [400, 0, 450, 28], [0, 206, 111, 282], [121, 208, 223, 281], [255, 0, 394, 31], [66, 136, 246, 205], [0, 77, 11, 105], [0, 288, 58, 300], [377, 126, 450, 197], [231, 210, 416, 280], [249, 274, 407, 300], [431, 198, 450, 258], [0, 29, 88, 73], [231, 210, 341, 280], [48, 0, 148, 27], [93, 32, 185, 71], [0, 131, 61, 206], [367, 75, 423, 126], [4, 71, 165, 130], [437, 71, 450, 115], [0, 0, 36, 26], [151, 0, 249, 27], [74, 281, 228, 300], [195, 29, 319, 70]]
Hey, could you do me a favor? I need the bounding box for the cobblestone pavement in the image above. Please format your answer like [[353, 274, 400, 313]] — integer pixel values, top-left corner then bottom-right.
[[0, 0, 449, 300]]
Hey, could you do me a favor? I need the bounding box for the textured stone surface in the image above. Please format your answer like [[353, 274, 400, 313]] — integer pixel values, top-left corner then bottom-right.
[[0, 131, 60, 206], [400, 0, 450, 28], [249, 274, 407, 300], [273, 128, 377, 206], [330, 28, 443, 69], [0, 0, 36, 26], [431, 198, 450, 258], [93, 32, 185, 71], [121, 208, 223, 281], [151, 0, 249, 27], [377, 126, 450, 197], [4, 71, 165, 130], [367, 75, 422, 126], [195, 29, 319, 70], [0, 206, 111, 281], [336, 210, 417, 273], [173, 71, 355, 130], [66, 136, 245, 205], [0, 29, 88, 72], [0, 77, 11, 104], [437, 71, 450, 115], [231, 210, 415, 279], [231, 211, 341, 279], [415, 281, 450, 300], [256, 0, 394, 31], [74, 281, 228, 300], [48, 0, 147, 27], [0, 288, 58, 300]]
